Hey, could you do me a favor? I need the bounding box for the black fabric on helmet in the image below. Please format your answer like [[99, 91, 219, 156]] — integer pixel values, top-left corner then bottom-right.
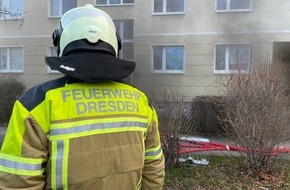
[[45, 52, 135, 82]]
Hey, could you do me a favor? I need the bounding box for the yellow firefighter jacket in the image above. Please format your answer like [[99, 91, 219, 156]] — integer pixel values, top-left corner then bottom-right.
[[0, 77, 165, 189]]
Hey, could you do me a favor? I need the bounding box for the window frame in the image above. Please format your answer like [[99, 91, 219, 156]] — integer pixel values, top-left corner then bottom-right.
[[95, 0, 134, 6], [0, 0, 24, 20], [214, 43, 251, 74], [151, 44, 185, 74], [46, 46, 60, 73], [0, 46, 24, 73], [113, 19, 135, 61], [152, 0, 186, 15], [215, 0, 252, 12], [48, 0, 77, 18]]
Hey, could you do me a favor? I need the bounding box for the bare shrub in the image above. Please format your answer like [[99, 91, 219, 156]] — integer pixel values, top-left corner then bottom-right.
[[212, 62, 290, 179], [192, 96, 224, 134], [0, 74, 26, 124], [150, 89, 197, 169]]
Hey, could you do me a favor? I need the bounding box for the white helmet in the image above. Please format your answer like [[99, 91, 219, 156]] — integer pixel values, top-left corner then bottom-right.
[[52, 4, 121, 57], [45, 4, 135, 82]]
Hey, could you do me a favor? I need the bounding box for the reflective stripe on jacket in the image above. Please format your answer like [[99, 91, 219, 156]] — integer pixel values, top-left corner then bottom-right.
[[0, 77, 165, 190]]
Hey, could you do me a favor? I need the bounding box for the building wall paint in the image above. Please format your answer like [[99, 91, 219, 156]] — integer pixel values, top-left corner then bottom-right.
[[0, 0, 290, 100]]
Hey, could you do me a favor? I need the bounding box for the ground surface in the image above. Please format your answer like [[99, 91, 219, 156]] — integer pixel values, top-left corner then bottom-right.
[[163, 156, 290, 190]]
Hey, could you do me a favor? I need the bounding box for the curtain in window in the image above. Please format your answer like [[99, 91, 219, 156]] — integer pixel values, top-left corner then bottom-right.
[[215, 45, 226, 70], [0, 48, 8, 70], [153, 46, 163, 70], [10, 48, 23, 70], [229, 45, 250, 71], [215, 45, 250, 72]]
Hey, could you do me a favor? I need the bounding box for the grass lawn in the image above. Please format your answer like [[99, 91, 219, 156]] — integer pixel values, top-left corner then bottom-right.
[[163, 155, 290, 190]]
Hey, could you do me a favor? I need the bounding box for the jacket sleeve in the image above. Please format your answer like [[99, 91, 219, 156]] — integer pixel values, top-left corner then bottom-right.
[[0, 100, 48, 189], [142, 107, 165, 190]]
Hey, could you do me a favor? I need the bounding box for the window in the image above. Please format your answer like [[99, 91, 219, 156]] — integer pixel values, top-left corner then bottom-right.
[[153, 0, 185, 14], [216, 0, 251, 12], [215, 44, 251, 74], [0, 47, 23, 73], [47, 46, 60, 73], [0, 0, 24, 19], [96, 0, 134, 6], [114, 20, 134, 61], [152, 45, 185, 73], [49, 0, 77, 17]]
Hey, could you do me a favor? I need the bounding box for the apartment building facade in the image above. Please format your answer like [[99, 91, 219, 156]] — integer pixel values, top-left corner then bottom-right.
[[1, 0, 290, 101]]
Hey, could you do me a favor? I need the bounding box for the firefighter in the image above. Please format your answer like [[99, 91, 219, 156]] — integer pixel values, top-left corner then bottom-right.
[[0, 4, 165, 189]]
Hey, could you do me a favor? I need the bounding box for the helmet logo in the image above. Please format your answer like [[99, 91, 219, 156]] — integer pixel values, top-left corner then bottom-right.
[[89, 30, 97, 33], [60, 65, 76, 71], [85, 28, 99, 43]]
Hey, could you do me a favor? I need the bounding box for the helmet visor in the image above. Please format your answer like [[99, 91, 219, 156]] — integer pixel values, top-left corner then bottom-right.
[[60, 7, 116, 33]]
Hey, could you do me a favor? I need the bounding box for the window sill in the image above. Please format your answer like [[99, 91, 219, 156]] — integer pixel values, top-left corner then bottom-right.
[[0, 17, 24, 20], [215, 9, 252, 13], [95, 4, 134, 7], [0, 70, 24, 73], [152, 12, 185, 16], [214, 70, 248, 74], [152, 70, 184, 74], [47, 16, 61, 19]]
